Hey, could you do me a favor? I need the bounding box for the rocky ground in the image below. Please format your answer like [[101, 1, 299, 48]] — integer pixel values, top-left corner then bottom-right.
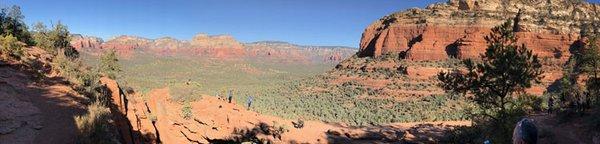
[[0, 48, 87, 144]]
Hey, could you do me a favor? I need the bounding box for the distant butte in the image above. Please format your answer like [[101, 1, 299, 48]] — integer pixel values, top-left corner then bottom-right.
[[70, 33, 356, 63]]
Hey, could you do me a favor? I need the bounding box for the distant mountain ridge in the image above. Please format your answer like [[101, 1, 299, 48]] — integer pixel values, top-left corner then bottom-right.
[[71, 33, 357, 63]]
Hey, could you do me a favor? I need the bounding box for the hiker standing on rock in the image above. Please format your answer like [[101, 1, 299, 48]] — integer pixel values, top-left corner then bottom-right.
[[228, 90, 233, 103], [247, 96, 253, 110]]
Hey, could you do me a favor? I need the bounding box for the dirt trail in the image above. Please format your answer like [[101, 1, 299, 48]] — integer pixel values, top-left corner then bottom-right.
[[0, 64, 86, 144]]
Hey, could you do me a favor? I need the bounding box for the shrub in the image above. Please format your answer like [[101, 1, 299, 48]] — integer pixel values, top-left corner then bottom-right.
[[181, 101, 193, 120], [74, 101, 117, 144], [148, 112, 158, 122], [292, 119, 304, 129], [51, 52, 82, 82], [513, 94, 546, 113], [0, 34, 24, 59], [98, 49, 121, 79], [31, 21, 79, 58], [32, 22, 54, 53]]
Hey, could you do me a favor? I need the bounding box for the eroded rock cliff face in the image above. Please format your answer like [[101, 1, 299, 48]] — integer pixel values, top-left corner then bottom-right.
[[316, 0, 600, 97], [359, 0, 599, 61], [71, 34, 103, 50]]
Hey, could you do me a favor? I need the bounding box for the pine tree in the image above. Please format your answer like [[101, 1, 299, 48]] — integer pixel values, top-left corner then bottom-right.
[[99, 49, 121, 79], [0, 6, 32, 45], [438, 19, 543, 142], [581, 36, 600, 104], [32, 22, 53, 52], [48, 21, 78, 58]]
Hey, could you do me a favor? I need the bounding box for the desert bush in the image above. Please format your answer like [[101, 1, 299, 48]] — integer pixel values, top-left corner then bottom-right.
[[0, 34, 24, 59], [148, 112, 158, 122], [181, 101, 193, 120], [31, 22, 54, 53], [51, 52, 83, 81], [292, 119, 304, 129], [513, 94, 546, 113], [74, 101, 118, 144], [98, 49, 121, 79]]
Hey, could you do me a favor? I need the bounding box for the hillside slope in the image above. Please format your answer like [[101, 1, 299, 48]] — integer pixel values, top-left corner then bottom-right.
[[0, 48, 87, 143]]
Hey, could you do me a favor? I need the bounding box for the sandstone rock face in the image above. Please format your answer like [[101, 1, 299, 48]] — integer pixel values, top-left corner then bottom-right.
[[71, 34, 356, 63], [99, 77, 135, 144], [458, 0, 475, 10], [327, 0, 600, 100], [190, 34, 243, 49], [359, 0, 600, 61], [70, 34, 103, 50]]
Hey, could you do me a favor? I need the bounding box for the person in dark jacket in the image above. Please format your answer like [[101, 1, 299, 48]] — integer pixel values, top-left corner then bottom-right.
[[228, 90, 233, 103]]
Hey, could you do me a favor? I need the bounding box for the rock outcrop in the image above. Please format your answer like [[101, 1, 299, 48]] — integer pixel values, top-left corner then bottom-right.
[[323, 0, 600, 98], [99, 77, 136, 144], [359, 0, 600, 61], [70, 34, 103, 50]]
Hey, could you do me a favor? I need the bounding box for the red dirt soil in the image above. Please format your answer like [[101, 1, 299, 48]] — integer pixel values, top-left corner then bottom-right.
[[0, 49, 87, 144]]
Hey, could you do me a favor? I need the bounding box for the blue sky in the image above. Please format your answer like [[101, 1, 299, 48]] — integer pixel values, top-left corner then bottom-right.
[[2, 0, 599, 47], [2, 0, 446, 47]]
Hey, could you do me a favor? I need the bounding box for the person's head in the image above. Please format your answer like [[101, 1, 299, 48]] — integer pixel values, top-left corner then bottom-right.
[[513, 118, 538, 144]]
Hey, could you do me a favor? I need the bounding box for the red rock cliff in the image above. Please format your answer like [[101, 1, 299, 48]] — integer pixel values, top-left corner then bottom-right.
[[359, 0, 600, 61]]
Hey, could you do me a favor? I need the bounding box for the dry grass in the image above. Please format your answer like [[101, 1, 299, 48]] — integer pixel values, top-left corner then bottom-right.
[[74, 101, 118, 144]]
